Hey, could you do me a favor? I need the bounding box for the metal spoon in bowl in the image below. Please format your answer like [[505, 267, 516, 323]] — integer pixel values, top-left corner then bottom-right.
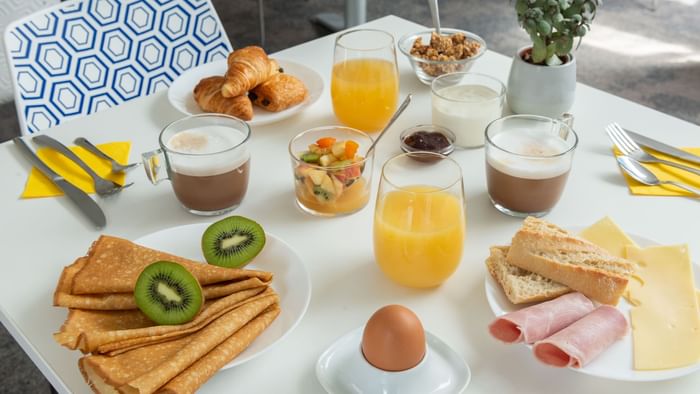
[[617, 155, 700, 196], [366, 93, 413, 157], [428, 0, 441, 35]]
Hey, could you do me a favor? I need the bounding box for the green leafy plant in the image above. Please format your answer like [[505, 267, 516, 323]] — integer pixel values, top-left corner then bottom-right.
[[514, 0, 600, 65]]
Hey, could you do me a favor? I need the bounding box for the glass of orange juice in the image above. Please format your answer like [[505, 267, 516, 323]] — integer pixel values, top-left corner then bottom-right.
[[373, 152, 466, 288], [332, 29, 399, 132]]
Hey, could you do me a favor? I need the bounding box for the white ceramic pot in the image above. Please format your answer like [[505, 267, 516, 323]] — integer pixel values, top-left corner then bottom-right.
[[506, 46, 576, 118]]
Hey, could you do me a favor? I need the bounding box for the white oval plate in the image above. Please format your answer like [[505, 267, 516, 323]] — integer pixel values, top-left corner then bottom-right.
[[167, 58, 324, 126], [484, 228, 700, 381], [135, 223, 311, 370], [316, 327, 471, 394]]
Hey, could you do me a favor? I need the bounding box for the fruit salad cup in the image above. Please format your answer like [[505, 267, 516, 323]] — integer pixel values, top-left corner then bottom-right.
[[289, 126, 375, 216]]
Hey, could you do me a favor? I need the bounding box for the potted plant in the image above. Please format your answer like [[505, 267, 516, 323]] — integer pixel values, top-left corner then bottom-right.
[[507, 0, 600, 117]]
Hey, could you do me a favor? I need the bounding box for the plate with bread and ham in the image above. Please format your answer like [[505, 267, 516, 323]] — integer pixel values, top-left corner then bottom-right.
[[485, 216, 700, 382], [168, 46, 323, 126]]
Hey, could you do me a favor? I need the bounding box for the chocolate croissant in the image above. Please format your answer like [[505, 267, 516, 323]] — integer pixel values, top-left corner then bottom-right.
[[221, 46, 280, 98], [249, 74, 308, 112], [194, 76, 253, 120]]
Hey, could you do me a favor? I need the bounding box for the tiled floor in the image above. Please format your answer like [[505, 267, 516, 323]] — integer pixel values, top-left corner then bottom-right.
[[1, 0, 698, 392]]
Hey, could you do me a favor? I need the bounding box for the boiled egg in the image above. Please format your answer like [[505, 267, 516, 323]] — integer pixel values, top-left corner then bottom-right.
[[361, 304, 426, 371]]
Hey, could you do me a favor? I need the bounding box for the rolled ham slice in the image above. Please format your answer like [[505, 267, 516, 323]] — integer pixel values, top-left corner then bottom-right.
[[489, 292, 594, 344], [533, 305, 628, 368]]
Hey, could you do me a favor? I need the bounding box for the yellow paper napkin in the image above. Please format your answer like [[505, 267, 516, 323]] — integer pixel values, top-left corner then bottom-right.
[[21, 142, 131, 198], [612, 147, 700, 197]]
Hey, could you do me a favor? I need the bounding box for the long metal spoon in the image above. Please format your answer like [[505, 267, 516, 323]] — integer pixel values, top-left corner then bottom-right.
[[366, 93, 412, 156], [617, 155, 700, 196], [428, 0, 441, 35]]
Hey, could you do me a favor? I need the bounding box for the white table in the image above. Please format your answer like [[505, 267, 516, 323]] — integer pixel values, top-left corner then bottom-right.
[[1, 15, 699, 394]]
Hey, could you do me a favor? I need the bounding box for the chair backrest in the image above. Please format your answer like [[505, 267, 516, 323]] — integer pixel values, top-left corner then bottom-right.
[[4, 0, 232, 134]]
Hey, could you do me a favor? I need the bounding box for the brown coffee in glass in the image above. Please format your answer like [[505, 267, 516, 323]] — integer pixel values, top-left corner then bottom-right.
[[484, 115, 578, 217]]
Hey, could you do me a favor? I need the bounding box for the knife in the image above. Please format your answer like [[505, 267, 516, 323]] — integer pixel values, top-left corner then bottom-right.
[[626, 130, 700, 166], [13, 137, 106, 229]]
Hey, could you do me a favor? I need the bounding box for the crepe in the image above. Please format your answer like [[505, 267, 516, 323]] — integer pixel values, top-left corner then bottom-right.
[[55, 276, 270, 310], [79, 295, 279, 393], [159, 305, 280, 394], [66, 235, 272, 294], [55, 287, 272, 353], [54, 235, 273, 310]]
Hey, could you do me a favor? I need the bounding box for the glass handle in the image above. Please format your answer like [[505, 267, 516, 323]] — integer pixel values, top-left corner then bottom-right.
[[142, 149, 168, 185], [559, 112, 575, 128]]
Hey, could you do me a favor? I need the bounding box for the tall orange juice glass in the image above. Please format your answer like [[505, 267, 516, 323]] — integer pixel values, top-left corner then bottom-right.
[[373, 152, 466, 288], [332, 29, 399, 132]]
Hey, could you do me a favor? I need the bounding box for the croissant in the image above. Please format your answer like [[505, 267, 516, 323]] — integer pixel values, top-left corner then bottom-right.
[[194, 76, 253, 120], [221, 46, 281, 98], [249, 74, 308, 112]]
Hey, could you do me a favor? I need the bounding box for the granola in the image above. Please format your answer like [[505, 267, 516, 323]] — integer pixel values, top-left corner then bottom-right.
[[409, 32, 481, 76]]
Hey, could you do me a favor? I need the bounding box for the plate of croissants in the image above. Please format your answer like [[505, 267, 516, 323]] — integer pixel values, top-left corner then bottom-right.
[[168, 46, 323, 126]]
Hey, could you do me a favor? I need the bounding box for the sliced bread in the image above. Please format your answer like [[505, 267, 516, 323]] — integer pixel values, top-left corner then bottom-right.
[[506, 217, 635, 305], [486, 246, 571, 304]]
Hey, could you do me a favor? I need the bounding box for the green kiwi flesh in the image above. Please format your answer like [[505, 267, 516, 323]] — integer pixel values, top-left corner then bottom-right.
[[201, 216, 266, 268], [134, 261, 203, 325]]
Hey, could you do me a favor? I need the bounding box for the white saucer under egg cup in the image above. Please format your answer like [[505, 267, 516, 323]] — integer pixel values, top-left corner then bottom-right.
[[316, 327, 471, 393]]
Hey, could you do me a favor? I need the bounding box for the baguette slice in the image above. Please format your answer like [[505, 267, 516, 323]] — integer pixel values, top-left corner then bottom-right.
[[507, 217, 635, 305], [486, 246, 572, 304]]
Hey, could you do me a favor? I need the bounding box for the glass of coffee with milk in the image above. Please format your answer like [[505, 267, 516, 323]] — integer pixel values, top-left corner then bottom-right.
[[143, 114, 251, 216], [484, 114, 578, 217]]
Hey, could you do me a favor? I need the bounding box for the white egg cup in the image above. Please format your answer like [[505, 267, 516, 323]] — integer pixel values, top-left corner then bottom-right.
[[316, 327, 471, 393]]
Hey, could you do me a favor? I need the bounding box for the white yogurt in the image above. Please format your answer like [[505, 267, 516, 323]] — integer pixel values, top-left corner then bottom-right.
[[165, 126, 249, 176], [487, 130, 572, 179], [432, 84, 503, 148]]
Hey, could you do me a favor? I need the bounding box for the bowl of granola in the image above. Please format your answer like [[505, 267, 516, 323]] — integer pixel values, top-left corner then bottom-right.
[[398, 28, 486, 85]]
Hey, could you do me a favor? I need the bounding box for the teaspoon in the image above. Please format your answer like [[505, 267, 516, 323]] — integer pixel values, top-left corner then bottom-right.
[[617, 155, 700, 196], [428, 0, 442, 35], [366, 93, 413, 157]]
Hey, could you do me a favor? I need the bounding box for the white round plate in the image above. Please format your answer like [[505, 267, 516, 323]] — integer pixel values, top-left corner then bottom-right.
[[135, 223, 311, 370], [316, 327, 471, 394], [167, 58, 324, 126], [484, 228, 700, 381]]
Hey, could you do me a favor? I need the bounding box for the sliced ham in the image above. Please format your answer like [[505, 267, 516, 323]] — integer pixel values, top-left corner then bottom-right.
[[533, 305, 628, 368], [488, 292, 594, 344]]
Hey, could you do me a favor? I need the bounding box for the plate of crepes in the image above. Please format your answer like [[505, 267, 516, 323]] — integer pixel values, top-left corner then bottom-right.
[[52, 215, 311, 393], [485, 216, 700, 381], [168, 45, 324, 125]]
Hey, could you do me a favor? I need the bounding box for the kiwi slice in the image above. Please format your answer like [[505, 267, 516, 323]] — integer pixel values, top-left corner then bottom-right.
[[201, 216, 266, 268], [134, 261, 203, 325]]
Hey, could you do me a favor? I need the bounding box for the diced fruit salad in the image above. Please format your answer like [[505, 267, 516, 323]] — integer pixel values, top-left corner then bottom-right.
[[295, 137, 364, 203]]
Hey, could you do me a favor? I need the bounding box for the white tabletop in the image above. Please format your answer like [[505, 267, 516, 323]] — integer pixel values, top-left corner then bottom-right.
[[1, 15, 699, 394]]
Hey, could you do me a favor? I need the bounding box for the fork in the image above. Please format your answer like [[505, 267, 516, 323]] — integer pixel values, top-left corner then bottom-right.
[[32, 135, 133, 196], [74, 137, 139, 173], [605, 122, 700, 176]]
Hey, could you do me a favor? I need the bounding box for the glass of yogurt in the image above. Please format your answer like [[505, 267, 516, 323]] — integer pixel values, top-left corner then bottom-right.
[[431, 72, 506, 148]]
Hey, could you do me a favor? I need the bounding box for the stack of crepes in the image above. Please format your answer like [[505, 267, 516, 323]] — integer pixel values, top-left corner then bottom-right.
[[52, 235, 280, 394]]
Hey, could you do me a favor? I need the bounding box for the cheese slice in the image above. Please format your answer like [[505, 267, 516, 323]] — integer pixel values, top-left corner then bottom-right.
[[579, 216, 637, 258], [626, 244, 700, 370]]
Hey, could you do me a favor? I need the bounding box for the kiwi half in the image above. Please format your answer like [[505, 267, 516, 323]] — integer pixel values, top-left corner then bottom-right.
[[201, 216, 266, 268], [134, 261, 203, 325]]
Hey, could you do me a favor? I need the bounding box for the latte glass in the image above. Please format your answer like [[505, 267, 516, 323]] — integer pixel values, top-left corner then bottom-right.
[[142, 114, 251, 216], [485, 115, 578, 217]]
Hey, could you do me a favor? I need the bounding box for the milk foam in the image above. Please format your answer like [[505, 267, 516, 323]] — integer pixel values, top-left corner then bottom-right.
[[487, 130, 572, 179], [166, 126, 249, 176]]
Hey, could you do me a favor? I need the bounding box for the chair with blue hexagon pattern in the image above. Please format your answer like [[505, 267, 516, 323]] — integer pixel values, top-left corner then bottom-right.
[[3, 0, 232, 134]]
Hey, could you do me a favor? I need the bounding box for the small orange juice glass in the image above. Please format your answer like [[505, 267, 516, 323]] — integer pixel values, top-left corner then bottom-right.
[[373, 152, 466, 287], [331, 29, 399, 132], [289, 126, 375, 217]]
